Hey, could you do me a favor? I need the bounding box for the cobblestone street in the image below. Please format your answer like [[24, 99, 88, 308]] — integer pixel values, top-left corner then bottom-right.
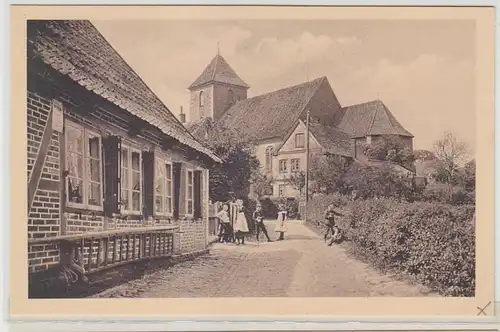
[[93, 221, 436, 298]]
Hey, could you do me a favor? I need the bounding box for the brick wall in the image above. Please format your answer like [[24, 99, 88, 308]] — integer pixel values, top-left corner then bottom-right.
[[179, 219, 206, 253], [27, 82, 211, 277], [28, 242, 59, 273], [27, 93, 61, 238]]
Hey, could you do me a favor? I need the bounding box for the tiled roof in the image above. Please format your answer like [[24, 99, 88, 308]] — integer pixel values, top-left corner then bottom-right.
[[308, 121, 354, 157], [218, 77, 326, 143], [185, 117, 216, 142], [188, 54, 249, 90], [29, 20, 221, 163], [334, 100, 413, 138]]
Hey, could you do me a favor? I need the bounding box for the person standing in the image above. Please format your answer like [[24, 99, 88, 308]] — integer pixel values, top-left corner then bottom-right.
[[253, 204, 272, 242], [323, 203, 343, 243], [233, 199, 249, 245], [275, 205, 288, 241], [216, 203, 231, 244]]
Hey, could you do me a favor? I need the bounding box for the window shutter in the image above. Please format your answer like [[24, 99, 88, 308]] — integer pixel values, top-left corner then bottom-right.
[[179, 164, 186, 216], [193, 170, 202, 219], [172, 162, 182, 219], [103, 136, 121, 217], [142, 151, 155, 218]]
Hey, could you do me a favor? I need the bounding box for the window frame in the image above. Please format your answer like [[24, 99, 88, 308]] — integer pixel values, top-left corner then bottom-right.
[[154, 157, 174, 216], [278, 184, 286, 197], [120, 143, 143, 214], [265, 146, 273, 171], [291, 158, 300, 172], [65, 120, 104, 211], [295, 133, 305, 148], [279, 159, 288, 173], [199, 91, 205, 107], [186, 169, 195, 217]]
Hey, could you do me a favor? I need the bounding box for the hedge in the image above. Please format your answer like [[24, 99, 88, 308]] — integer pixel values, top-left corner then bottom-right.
[[307, 194, 475, 297]]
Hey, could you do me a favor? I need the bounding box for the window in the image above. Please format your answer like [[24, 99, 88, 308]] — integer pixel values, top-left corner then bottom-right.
[[279, 184, 286, 197], [120, 145, 142, 213], [291, 158, 300, 172], [155, 158, 173, 215], [227, 89, 235, 105], [65, 121, 103, 210], [199, 91, 205, 107], [265, 146, 273, 171], [295, 133, 305, 148], [186, 170, 194, 216], [279, 159, 288, 173]]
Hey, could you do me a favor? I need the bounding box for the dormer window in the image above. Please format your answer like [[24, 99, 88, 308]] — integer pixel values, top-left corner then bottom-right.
[[199, 91, 205, 107]]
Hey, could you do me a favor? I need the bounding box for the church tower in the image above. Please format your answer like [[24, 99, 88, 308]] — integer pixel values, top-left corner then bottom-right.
[[187, 53, 249, 123]]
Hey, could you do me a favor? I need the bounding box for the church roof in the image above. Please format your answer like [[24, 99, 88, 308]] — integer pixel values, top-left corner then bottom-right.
[[188, 54, 250, 90], [218, 77, 326, 143], [308, 121, 355, 157], [29, 20, 221, 162], [334, 100, 413, 138]]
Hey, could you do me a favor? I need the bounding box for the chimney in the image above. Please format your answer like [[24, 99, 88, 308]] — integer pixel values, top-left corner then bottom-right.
[[179, 106, 186, 124]]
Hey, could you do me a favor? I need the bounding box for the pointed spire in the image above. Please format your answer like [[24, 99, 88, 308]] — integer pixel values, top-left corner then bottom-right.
[[188, 53, 250, 90], [217, 42, 220, 56]]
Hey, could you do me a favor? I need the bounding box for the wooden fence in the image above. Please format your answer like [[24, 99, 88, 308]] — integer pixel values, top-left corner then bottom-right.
[[208, 201, 240, 236]]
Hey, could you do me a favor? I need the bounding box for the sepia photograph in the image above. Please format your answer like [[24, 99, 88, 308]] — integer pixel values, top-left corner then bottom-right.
[[11, 5, 494, 318]]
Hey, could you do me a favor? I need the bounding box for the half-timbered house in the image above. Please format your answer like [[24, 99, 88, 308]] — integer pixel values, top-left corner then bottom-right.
[[27, 20, 220, 297]]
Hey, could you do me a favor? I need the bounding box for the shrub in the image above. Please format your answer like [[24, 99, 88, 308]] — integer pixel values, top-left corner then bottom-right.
[[306, 194, 476, 296]]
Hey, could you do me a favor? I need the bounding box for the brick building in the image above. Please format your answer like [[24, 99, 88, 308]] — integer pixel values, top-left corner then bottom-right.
[[186, 54, 414, 198], [27, 20, 220, 296]]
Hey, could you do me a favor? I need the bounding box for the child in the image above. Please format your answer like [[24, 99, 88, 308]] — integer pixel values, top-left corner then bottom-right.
[[323, 203, 343, 243], [275, 205, 288, 241], [233, 199, 249, 245], [216, 204, 231, 244], [253, 204, 272, 242]]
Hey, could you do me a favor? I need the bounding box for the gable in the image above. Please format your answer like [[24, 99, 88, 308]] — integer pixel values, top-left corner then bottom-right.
[[277, 121, 321, 153], [301, 78, 342, 126]]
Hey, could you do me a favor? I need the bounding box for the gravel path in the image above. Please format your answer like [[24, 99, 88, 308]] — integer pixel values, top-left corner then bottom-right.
[[93, 221, 436, 298]]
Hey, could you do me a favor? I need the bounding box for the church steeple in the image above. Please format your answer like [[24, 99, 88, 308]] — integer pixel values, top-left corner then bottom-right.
[[187, 53, 249, 123], [188, 53, 250, 91]]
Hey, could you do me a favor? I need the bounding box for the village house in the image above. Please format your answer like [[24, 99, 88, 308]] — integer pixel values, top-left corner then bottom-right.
[[27, 20, 220, 297], [185, 54, 414, 198]]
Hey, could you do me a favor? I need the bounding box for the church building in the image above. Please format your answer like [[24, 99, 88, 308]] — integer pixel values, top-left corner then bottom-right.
[[185, 53, 414, 198]]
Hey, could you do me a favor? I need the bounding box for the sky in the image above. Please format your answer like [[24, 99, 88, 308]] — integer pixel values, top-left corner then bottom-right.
[[92, 19, 476, 152]]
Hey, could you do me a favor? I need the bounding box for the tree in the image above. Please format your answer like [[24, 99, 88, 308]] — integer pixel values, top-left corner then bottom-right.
[[308, 153, 350, 195], [287, 170, 306, 196], [345, 162, 415, 200], [362, 135, 415, 168], [456, 159, 476, 192], [414, 149, 437, 162], [251, 173, 273, 198], [199, 123, 260, 201], [432, 132, 470, 199], [432, 132, 469, 182]]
